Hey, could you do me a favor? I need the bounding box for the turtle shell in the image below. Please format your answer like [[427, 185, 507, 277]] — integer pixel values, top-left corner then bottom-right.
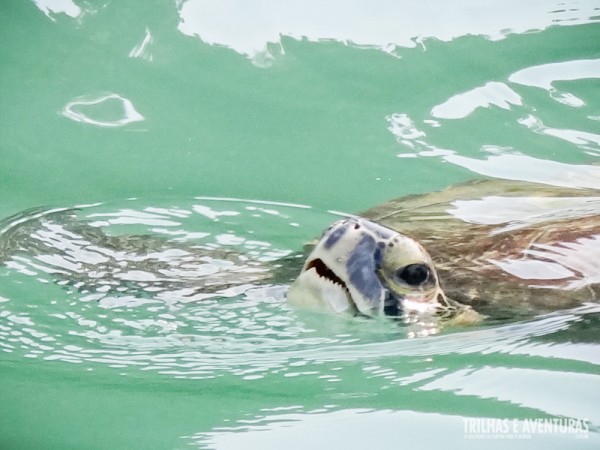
[[362, 179, 600, 317]]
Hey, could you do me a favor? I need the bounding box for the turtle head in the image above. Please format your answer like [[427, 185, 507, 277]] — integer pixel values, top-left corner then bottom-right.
[[287, 217, 446, 317]]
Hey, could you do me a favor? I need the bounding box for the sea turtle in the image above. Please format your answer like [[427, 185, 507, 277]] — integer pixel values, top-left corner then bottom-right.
[[1, 179, 598, 323], [289, 179, 600, 321]]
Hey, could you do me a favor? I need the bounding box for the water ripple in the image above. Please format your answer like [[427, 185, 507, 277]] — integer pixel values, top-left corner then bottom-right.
[[1, 198, 598, 387], [387, 56, 600, 186], [62, 93, 145, 128]]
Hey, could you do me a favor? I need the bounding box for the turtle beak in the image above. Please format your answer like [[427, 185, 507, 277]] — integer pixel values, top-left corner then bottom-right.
[[287, 257, 358, 314], [287, 218, 390, 316]]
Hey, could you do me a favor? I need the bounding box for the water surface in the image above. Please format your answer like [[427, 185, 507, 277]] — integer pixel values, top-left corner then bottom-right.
[[1, 1, 599, 449]]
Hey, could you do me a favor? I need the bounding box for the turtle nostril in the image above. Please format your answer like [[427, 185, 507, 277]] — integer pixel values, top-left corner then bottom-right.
[[397, 264, 430, 287]]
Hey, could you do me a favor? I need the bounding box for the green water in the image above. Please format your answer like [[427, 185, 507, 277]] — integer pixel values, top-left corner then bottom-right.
[[1, 0, 600, 449]]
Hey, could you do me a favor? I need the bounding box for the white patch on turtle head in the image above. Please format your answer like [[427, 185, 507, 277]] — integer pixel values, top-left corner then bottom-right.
[[287, 217, 445, 317]]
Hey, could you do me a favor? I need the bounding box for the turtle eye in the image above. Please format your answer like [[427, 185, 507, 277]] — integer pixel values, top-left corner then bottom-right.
[[396, 264, 431, 287]]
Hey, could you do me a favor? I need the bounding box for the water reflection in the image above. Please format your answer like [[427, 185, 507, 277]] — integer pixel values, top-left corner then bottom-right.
[[190, 406, 595, 450], [33, 0, 82, 20], [419, 366, 600, 422], [129, 28, 154, 61], [509, 59, 600, 107], [387, 56, 600, 188], [177, 0, 600, 66], [519, 115, 600, 156], [431, 82, 523, 120], [429, 59, 600, 116], [443, 153, 600, 189], [389, 110, 600, 189], [192, 409, 464, 450]]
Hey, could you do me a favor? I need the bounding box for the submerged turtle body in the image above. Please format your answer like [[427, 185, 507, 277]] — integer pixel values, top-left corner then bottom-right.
[[361, 179, 600, 317], [0, 206, 275, 305]]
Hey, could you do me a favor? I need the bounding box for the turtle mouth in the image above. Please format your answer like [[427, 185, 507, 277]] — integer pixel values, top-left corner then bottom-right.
[[305, 258, 359, 312]]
